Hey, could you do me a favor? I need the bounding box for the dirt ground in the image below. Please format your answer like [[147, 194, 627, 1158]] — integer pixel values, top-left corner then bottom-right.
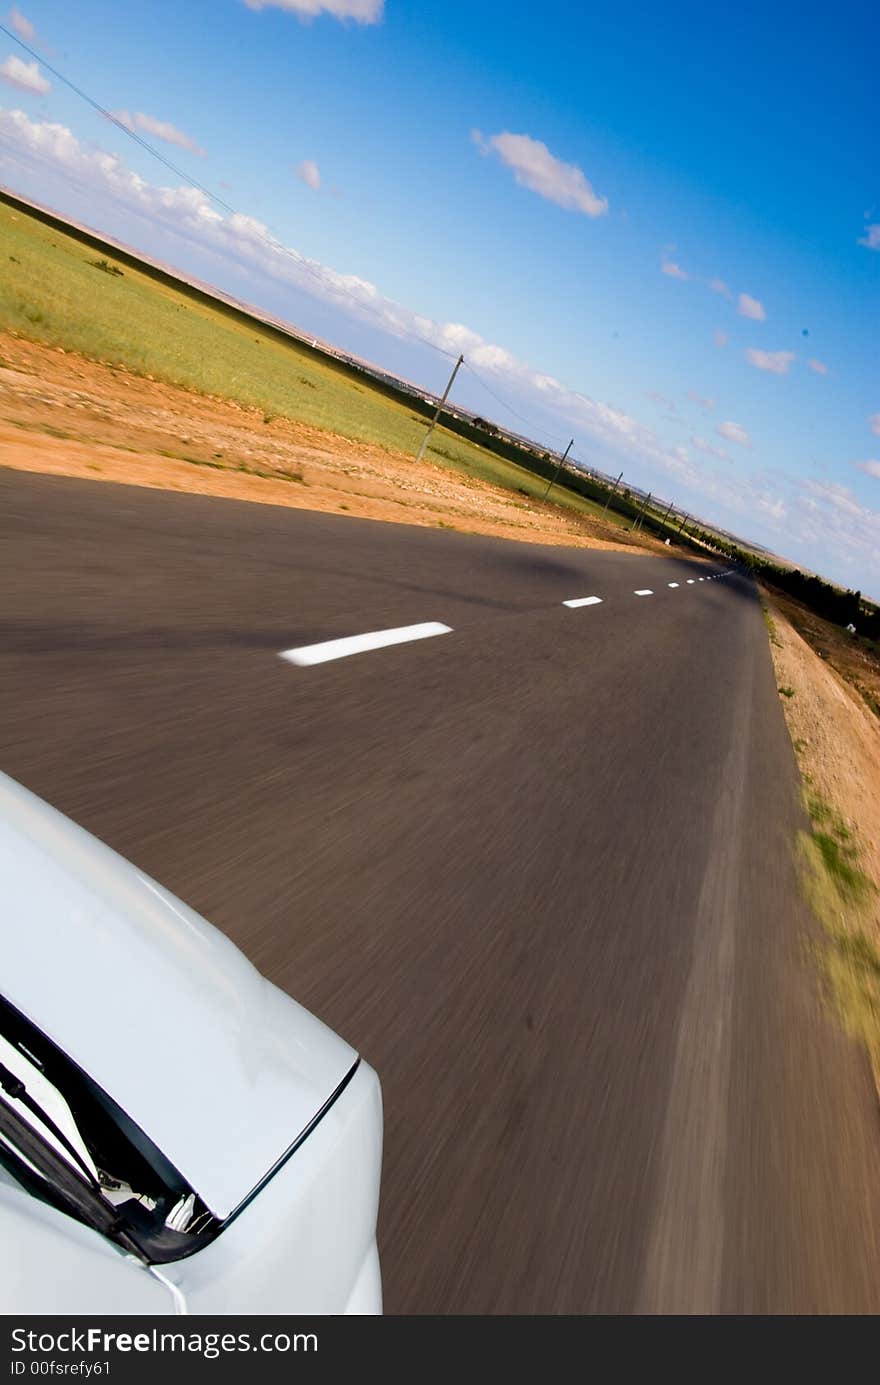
[[764, 594, 880, 937], [0, 334, 667, 556], [767, 584, 880, 723]]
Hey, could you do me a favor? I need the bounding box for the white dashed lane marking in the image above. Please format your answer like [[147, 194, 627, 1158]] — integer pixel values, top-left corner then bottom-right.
[[280, 621, 452, 667], [281, 569, 736, 668]]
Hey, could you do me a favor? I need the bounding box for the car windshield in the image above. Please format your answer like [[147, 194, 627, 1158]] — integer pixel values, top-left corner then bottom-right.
[[0, 992, 220, 1263]]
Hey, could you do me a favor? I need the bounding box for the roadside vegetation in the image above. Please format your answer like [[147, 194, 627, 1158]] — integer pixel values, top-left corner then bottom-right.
[[709, 517, 880, 655], [761, 602, 782, 647], [763, 597, 880, 1076], [798, 784, 879, 1069]]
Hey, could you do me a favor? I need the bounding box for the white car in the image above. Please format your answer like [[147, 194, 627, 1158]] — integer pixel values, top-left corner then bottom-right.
[[0, 771, 383, 1314]]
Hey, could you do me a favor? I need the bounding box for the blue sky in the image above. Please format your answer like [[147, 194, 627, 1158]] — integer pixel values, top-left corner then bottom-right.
[[1, 0, 878, 591]]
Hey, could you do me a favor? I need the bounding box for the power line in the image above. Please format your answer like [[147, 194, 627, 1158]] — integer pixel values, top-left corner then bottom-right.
[[463, 364, 629, 493], [464, 360, 569, 443], [463, 363, 626, 489], [0, 24, 234, 211], [0, 23, 629, 480], [463, 365, 625, 490], [0, 21, 460, 363], [0, 23, 616, 459]]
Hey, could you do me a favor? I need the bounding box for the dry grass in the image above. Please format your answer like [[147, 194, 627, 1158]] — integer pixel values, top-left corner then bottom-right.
[[763, 594, 880, 1069]]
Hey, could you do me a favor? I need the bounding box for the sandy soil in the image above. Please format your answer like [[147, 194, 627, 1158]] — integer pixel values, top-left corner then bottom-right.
[[765, 595, 880, 937], [766, 584, 880, 723], [0, 334, 665, 556]]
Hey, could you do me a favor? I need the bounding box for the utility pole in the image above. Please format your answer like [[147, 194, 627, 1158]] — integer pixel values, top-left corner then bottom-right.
[[600, 471, 623, 520], [631, 491, 652, 532], [542, 439, 575, 502], [657, 498, 675, 536], [677, 511, 690, 534], [415, 354, 464, 463]]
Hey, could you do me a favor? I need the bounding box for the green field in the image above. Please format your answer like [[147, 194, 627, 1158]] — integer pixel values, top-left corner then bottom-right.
[[0, 195, 631, 529]]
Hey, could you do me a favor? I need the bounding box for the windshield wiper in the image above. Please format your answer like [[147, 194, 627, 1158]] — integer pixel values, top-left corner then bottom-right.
[[0, 1096, 146, 1259], [0, 1060, 100, 1191]]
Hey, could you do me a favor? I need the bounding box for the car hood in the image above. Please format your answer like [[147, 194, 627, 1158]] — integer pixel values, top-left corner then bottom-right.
[[0, 772, 356, 1220]]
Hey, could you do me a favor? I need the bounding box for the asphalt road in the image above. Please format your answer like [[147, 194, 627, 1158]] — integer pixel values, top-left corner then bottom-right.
[[3, 469, 880, 1314]]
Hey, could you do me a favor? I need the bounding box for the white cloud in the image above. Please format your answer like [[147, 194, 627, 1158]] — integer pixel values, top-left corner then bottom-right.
[[8, 8, 35, 41], [112, 109, 206, 157], [713, 329, 728, 349], [859, 223, 880, 251], [808, 358, 828, 375], [687, 390, 714, 412], [745, 348, 794, 375], [433, 322, 482, 353], [0, 54, 49, 94], [691, 435, 728, 459], [801, 480, 876, 528], [473, 129, 608, 217], [716, 420, 752, 448], [870, 414, 880, 437], [0, 108, 642, 461], [793, 480, 880, 586], [802, 479, 865, 519], [756, 492, 786, 522], [661, 258, 688, 280], [296, 158, 320, 190], [709, 277, 731, 297], [242, 0, 384, 20], [469, 343, 517, 371], [9, 104, 877, 586], [737, 292, 766, 321], [856, 460, 880, 479]]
